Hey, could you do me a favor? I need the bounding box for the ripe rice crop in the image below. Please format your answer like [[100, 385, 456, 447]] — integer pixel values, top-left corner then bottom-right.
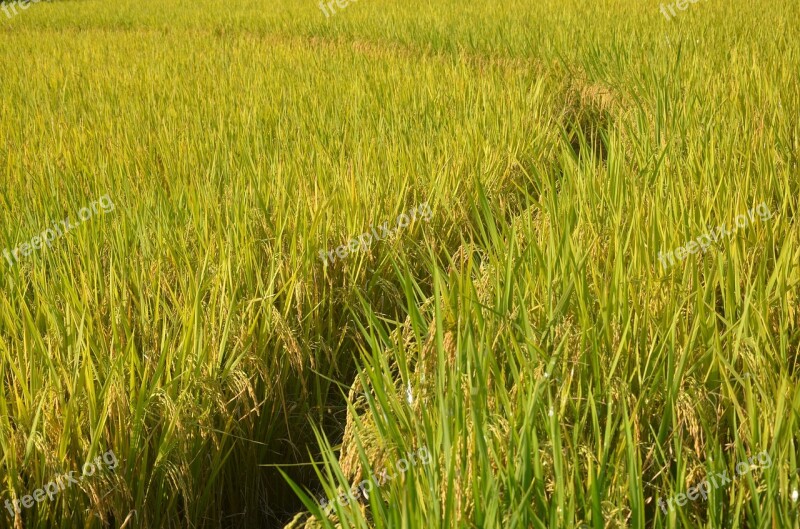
[[0, 0, 798, 528]]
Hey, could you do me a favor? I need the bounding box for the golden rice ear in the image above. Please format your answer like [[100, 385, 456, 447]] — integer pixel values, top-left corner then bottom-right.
[[282, 511, 328, 529], [337, 368, 401, 488], [271, 305, 307, 376]]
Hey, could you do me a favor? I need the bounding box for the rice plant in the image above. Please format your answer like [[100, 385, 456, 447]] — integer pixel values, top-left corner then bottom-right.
[[0, 0, 798, 527]]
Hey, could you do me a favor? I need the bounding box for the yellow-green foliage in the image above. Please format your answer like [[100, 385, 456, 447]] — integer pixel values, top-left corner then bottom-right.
[[0, 0, 798, 527]]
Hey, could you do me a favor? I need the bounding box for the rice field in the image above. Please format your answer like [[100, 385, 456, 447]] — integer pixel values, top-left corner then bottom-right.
[[0, 0, 798, 527]]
